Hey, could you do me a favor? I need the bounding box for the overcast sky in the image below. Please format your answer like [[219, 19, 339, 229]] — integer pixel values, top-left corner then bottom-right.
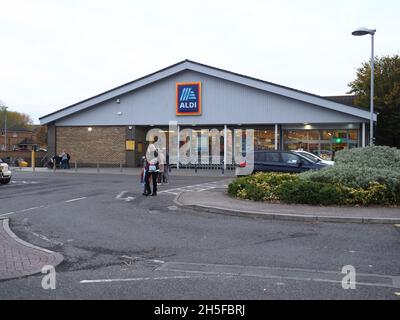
[[0, 0, 399, 123]]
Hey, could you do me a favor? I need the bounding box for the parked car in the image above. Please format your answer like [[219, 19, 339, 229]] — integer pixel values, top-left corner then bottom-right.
[[236, 150, 329, 175], [0, 159, 12, 184], [294, 150, 335, 166]]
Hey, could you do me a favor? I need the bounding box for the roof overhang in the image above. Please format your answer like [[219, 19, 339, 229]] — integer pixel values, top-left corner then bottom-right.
[[40, 60, 377, 125]]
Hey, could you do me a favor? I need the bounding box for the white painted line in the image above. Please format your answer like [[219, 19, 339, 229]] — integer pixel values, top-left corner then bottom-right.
[[26, 229, 64, 246], [116, 191, 128, 200], [0, 212, 15, 218], [20, 207, 39, 212], [158, 180, 229, 195], [116, 191, 136, 202], [65, 197, 87, 203], [151, 259, 165, 264], [80, 275, 203, 284]]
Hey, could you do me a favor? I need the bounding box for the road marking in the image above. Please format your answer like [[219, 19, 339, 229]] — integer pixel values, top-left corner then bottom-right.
[[120, 255, 165, 264], [0, 197, 89, 217], [80, 275, 204, 284], [24, 227, 64, 246], [116, 191, 135, 202], [65, 197, 87, 203], [10, 180, 39, 185], [157, 261, 400, 289], [158, 179, 232, 195], [0, 211, 15, 218], [20, 207, 39, 212]]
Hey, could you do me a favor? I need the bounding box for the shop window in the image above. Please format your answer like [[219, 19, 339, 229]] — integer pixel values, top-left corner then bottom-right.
[[307, 130, 320, 140], [254, 129, 276, 150], [348, 130, 358, 141]]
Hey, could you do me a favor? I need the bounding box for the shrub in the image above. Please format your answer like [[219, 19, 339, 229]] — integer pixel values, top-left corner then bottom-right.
[[334, 145, 400, 171], [301, 165, 400, 192], [228, 146, 400, 206], [277, 179, 346, 206], [300, 146, 400, 201], [343, 182, 392, 206], [228, 172, 297, 201]]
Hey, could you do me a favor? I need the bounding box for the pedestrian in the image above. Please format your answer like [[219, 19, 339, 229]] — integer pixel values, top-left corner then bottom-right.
[[161, 150, 169, 184], [158, 150, 165, 185], [59, 150, 68, 169], [143, 137, 160, 196], [66, 153, 71, 169]]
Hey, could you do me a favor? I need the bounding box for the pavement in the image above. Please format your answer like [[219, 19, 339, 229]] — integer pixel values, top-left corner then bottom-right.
[[1, 170, 399, 299], [13, 166, 236, 177], [0, 217, 63, 280], [176, 190, 400, 224]]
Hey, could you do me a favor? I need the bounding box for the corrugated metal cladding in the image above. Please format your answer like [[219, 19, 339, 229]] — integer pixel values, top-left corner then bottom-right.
[[55, 70, 363, 126]]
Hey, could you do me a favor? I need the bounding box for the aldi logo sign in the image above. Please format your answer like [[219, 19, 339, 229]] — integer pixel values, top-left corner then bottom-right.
[[176, 82, 202, 116]]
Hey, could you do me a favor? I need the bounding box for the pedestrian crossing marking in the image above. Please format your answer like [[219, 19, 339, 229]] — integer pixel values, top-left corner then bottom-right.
[[159, 179, 231, 195]]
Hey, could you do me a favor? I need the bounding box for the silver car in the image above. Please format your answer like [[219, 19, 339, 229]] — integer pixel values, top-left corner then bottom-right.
[[294, 150, 335, 166]]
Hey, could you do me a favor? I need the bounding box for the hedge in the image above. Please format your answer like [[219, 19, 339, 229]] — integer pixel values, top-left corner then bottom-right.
[[228, 146, 400, 206]]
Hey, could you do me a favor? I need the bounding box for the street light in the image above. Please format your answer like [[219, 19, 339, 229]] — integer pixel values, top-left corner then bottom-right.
[[1, 106, 7, 154], [352, 27, 376, 146]]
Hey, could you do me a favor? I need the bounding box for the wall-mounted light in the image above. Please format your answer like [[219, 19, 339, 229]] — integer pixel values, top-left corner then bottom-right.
[[116, 99, 120, 104], [117, 111, 122, 116], [128, 126, 133, 130], [88, 127, 93, 132]]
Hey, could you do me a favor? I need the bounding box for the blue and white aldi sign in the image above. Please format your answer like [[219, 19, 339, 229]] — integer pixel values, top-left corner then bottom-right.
[[176, 82, 202, 116]]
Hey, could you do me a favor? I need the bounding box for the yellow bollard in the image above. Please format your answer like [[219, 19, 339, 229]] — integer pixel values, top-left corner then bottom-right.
[[31, 149, 35, 172]]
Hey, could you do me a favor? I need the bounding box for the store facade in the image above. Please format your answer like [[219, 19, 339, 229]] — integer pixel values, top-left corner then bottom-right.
[[40, 60, 376, 167]]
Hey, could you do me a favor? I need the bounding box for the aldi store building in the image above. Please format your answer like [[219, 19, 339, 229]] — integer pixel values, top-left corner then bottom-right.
[[40, 60, 377, 168]]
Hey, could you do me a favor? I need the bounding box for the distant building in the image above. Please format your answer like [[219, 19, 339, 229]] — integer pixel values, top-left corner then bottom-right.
[[0, 125, 47, 151]]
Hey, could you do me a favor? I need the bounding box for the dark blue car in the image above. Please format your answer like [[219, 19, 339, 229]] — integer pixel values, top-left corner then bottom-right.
[[238, 150, 328, 174]]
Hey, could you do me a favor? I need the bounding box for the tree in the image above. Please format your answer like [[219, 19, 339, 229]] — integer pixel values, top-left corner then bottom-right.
[[348, 55, 400, 148], [0, 106, 33, 131], [34, 125, 48, 147]]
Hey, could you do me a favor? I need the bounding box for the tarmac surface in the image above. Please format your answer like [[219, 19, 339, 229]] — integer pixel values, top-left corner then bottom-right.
[[0, 169, 399, 299]]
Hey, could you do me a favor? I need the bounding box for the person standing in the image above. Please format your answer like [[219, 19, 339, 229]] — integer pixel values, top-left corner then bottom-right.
[[60, 150, 68, 169], [161, 150, 169, 184], [66, 152, 71, 169], [143, 137, 160, 196]]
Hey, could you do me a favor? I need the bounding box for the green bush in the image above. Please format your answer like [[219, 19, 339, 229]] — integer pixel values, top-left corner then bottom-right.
[[334, 145, 400, 171], [277, 179, 346, 206], [228, 172, 297, 202], [343, 182, 392, 206], [300, 146, 400, 203], [301, 165, 400, 192], [228, 147, 400, 206]]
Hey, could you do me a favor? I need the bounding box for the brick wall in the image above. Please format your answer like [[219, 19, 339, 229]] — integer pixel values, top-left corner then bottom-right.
[[56, 126, 126, 165]]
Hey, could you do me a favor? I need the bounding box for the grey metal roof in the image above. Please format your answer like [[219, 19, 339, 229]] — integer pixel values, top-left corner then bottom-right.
[[39, 59, 376, 124]]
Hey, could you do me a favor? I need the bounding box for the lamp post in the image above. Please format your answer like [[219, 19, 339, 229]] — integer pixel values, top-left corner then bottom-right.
[[352, 27, 376, 146], [1, 106, 7, 154]]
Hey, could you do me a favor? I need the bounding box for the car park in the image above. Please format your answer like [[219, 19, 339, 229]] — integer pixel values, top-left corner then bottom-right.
[[0, 159, 12, 184], [237, 150, 329, 174]]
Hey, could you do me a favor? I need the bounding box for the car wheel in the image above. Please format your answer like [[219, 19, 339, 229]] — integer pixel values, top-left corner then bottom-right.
[[0, 178, 11, 184]]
